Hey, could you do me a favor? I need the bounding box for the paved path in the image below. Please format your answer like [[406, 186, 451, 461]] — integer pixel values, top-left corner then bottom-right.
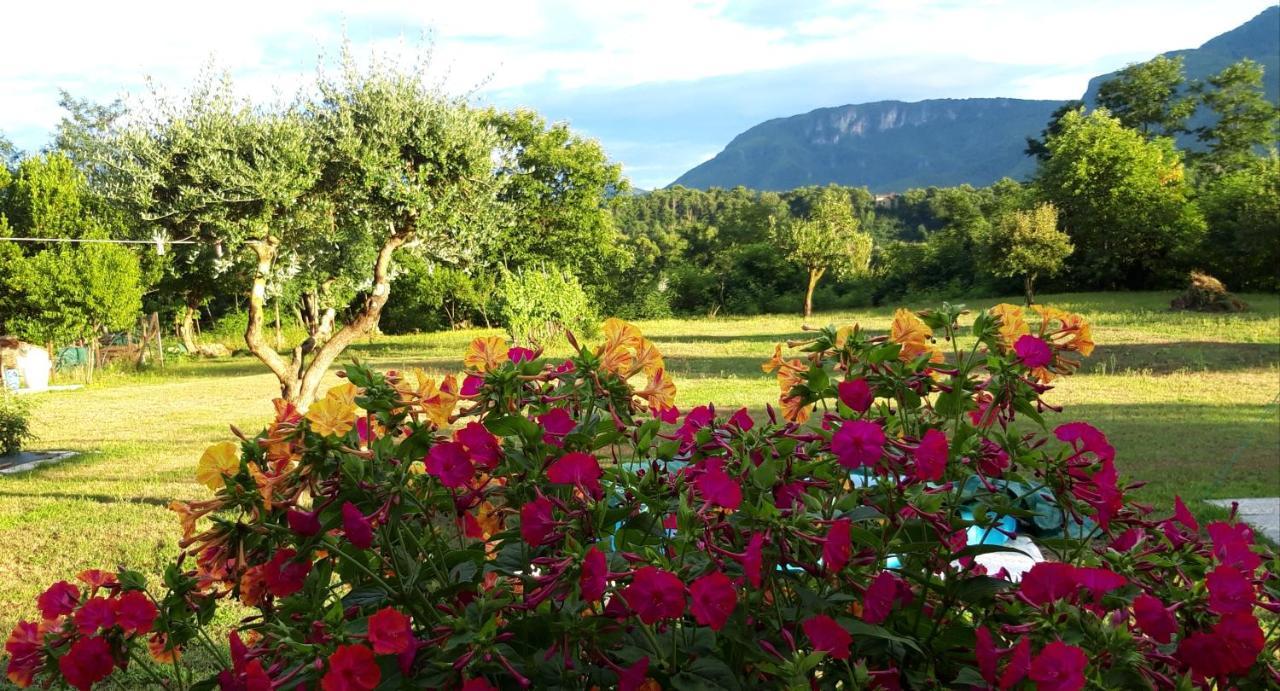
[[1207, 498, 1280, 543]]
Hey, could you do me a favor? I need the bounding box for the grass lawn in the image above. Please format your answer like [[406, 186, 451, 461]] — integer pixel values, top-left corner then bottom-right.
[[1, 290, 1277, 644]]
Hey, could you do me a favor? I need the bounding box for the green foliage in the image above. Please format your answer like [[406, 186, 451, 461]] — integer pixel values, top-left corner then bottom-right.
[[382, 256, 496, 333], [1035, 109, 1205, 289], [984, 203, 1074, 303], [1095, 55, 1196, 137], [0, 393, 35, 456], [774, 188, 872, 317], [1194, 58, 1280, 172], [498, 266, 597, 345], [1196, 154, 1280, 291]]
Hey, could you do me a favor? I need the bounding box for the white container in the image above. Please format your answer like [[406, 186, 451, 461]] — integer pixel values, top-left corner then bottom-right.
[[16, 346, 51, 391]]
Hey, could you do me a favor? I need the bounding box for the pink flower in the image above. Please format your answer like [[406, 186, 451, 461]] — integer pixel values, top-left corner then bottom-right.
[[862, 571, 904, 625], [822, 519, 852, 574], [802, 615, 852, 660], [1177, 613, 1264, 679], [1020, 562, 1079, 607], [536, 408, 575, 447], [1014, 334, 1053, 368], [287, 509, 322, 537], [367, 607, 413, 655], [580, 547, 607, 602], [456, 422, 502, 471], [912, 429, 948, 482], [74, 597, 115, 634], [508, 346, 536, 363], [617, 657, 650, 691], [1172, 495, 1199, 532], [975, 628, 999, 685], [727, 407, 754, 431], [58, 636, 114, 691], [831, 420, 885, 469], [519, 497, 557, 546], [689, 571, 737, 631], [623, 567, 685, 625], [1028, 641, 1087, 691], [1132, 594, 1177, 644], [37, 581, 80, 619], [1207, 521, 1261, 572], [742, 532, 766, 588], [1054, 422, 1115, 462], [342, 502, 374, 550], [837, 378, 874, 413], [546, 452, 604, 499], [1206, 565, 1255, 616], [425, 441, 475, 489], [694, 458, 742, 510], [999, 637, 1031, 690], [113, 591, 157, 634]]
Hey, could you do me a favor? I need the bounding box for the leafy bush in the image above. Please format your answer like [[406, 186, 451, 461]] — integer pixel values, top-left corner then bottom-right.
[[0, 392, 35, 456], [498, 265, 597, 345], [204, 310, 311, 355], [6, 305, 1278, 690], [382, 257, 497, 334]]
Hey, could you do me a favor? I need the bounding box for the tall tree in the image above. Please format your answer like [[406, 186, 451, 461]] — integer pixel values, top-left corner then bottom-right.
[[775, 189, 872, 320], [1036, 109, 1204, 289], [984, 203, 1073, 304], [1196, 154, 1280, 291], [1095, 55, 1196, 137], [1025, 101, 1084, 161], [1195, 59, 1280, 172]]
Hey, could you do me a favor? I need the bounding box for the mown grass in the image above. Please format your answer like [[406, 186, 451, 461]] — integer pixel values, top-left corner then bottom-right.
[[0, 290, 1276, 655]]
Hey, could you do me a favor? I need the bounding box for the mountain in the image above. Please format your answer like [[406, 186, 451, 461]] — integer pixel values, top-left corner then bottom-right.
[[672, 6, 1279, 192]]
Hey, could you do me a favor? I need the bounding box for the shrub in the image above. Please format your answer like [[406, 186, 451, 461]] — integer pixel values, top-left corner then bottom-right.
[[6, 305, 1278, 689], [205, 310, 311, 355], [498, 265, 597, 345], [0, 392, 34, 456]]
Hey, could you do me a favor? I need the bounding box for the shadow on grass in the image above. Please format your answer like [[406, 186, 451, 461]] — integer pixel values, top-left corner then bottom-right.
[[1087, 342, 1280, 374], [0, 491, 173, 507]]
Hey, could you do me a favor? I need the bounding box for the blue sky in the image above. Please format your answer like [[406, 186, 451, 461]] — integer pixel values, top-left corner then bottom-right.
[[1, 0, 1273, 188]]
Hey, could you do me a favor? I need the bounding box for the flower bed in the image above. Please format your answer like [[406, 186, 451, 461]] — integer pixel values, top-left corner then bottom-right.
[[6, 304, 1277, 689]]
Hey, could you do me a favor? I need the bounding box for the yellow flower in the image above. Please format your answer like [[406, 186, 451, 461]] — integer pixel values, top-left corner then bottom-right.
[[1058, 312, 1095, 357], [464, 336, 510, 373], [195, 441, 241, 490], [631, 337, 665, 378], [780, 395, 813, 424], [602, 318, 643, 352], [988, 303, 1029, 351], [324, 382, 359, 408], [638, 367, 678, 412], [890, 308, 942, 363], [422, 374, 459, 427], [306, 394, 357, 437], [834, 324, 856, 349], [600, 343, 635, 378]]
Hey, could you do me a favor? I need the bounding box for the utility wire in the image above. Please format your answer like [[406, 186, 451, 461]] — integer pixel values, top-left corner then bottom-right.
[[0, 237, 197, 244]]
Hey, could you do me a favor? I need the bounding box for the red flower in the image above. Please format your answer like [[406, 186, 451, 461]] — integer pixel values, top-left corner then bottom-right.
[[802, 615, 852, 660], [1132, 594, 1177, 644], [727, 407, 754, 431], [342, 502, 375, 550], [287, 509, 322, 537], [461, 678, 497, 691], [689, 571, 737, 631], [580, 547, 607, 602], [322, 644, 381, 691], [112, 591, 157, 634], [37, 581, 80, 620], [74, 597, 115, 634], [1177, 613, 1264, 679], [456, 422, 502, 471], [623, 567, 685, 625], [1073, 567, 1126, 605], [999, 637, 1031, 690], [831, 420, 885, 469], [546, 452, 604, 499], [263, 549, 311, 597], [975, 628, 998, 685], [1054, 422, 1114, 462], [58, 636, 114, 691], [5, 620, 42, 687], [519, 497, 557, 546], [1019, 562, 1078, 607], [1014, 334, 1053, 368], [976, 439, 1010, 477], [1172, 495, 1199, 532], [220, 631, 273, 691], [1028, 641, 1087, 691], [425, 442, 475, 489], [617, 657, 650, 691], [822, 518, 852, 574], [837, 378, 874, 413], [694, 458, 742, 510], [1206, 565, 1255, 615], [742, 532, 766, 588], [1207, 521, 1261, 572], [367, 607, 412, 655], [912, 429, 948, 482], [863, 571, 904, 625], [536, 408, 575, 447]]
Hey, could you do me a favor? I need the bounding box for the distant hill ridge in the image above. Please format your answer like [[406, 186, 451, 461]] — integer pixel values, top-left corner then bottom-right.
[[672, 6, 1279, 192]]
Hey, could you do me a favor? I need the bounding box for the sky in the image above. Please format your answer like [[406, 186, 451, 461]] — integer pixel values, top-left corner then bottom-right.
[[0, 0, 1273, 189]]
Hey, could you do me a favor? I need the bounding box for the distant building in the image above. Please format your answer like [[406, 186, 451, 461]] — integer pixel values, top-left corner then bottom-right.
[[874, 193, 899, 209]]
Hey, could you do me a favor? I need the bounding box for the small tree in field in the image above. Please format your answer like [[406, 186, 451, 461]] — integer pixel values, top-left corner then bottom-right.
[[775, 189, 871, 320], [985, 203, 1072, 304]]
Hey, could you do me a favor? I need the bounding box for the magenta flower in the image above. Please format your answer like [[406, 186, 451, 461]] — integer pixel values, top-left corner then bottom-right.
[[341, 502, 374, 550], [456, 421, 502, 471], [1132, 594, 1177, 644], [460, 374, 484, 397], [822, 518, 852, 574], [727, 407, 754, 431], [742, 532, 766, 588], [831, 419, 886, 469], [580, 546, 607, 601], [862, 571, 904, 625], [623, 567, 685, 625], [37, 581, 80, 620], [617, 657, 649, 691], [1054, 422, 1115, 462], [802, 615, 852, 660], [1073, 566, 1126, 605], [837, 378, 874, 413], [1028, 641, 1087, 691], [694, 458, 742, 510], [425, 441, 475, 489], [1014, 334, 1053, 368], [977, 439, 1010, 477], [519, 497, 556, 546], [536, 408, 575, 447], [677, 405, 715, 443], [975, 628, 999, 685], [1019, 562, 1079, 606], [689, 571, 737, 631], [1208, 521, 1261, 572], [912, 429, 948, 482], [508, 346, 536, 363], [1000, 637, 1032, 689], [1206, 565, 1256, 615], [1177, 613, 1264, 679], [287, 509, 322, 537], [547, 452, 604, 499]]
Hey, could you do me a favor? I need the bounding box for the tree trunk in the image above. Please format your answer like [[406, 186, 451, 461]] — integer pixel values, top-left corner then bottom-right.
[[177, 302, 199, 354], [803, 267, 825, 320], [1024, 273, 1037, 306], [245, 238, 301, 401]]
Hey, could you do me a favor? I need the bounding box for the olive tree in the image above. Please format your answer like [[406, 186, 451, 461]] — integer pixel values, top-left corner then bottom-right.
[[774, 188, 872, 320], [984, 203, 1073, 304]]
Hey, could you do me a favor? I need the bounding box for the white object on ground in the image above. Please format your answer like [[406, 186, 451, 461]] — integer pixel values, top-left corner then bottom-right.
[[15, 346, 51, 391], [1207, 498, 1280, 544], [963, 535, 1045, 583]]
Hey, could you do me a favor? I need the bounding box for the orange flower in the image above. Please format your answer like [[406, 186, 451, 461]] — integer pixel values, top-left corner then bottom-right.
[[1057, 312, 1095, 357], [602, 318, 643, 352], [306, 389, 358, 438], [834, 324, 856, 349], [781, 395, 813, 424], [776, 359, 807, 397], [600, 343, 635, 378], [890, 309, 943, 363], [76, 569, 117, 590], [988, 303, 1029, 351], [239, 565, 268, 607], [421, 374, 459, 427], [631, 337, 665, 378], [474, 501, 502, 541], [248, 464, 292, 510], [195, 441, 241, 490], [148, 633, 180, 664], [638, 368, 678, 413], [761, 344, 785, 373], [464, 336, 510, 373]]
